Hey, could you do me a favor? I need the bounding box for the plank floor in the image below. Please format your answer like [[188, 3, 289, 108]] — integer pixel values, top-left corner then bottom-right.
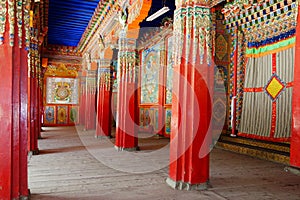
[[28, 126, 300, 200]]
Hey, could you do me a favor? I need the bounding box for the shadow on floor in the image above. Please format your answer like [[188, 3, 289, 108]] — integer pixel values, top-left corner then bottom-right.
[[39, 145, 85, 154]]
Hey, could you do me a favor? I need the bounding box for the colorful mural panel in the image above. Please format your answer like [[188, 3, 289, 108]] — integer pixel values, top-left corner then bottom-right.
[[166, 36, 173, 104], [44, 106, 55, 124], [139, 107, 159, 132], [46, 77, 79, 104], [141, 43, 161, 104], [165, 109, 172, 135], [69, 106, 79, 124], [57, 106, 68, 124]]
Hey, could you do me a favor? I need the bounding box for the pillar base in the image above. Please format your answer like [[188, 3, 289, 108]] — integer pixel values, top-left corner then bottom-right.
[[17, 189, 30, 200], [166, 177, 209, 191], [95, 135, 112, 139], [114, 146, 139, 152], [19, 195, 30, 200], [28, 149, 39, 156], [155, 134, 165, 139], [284, 166, 300, 176]]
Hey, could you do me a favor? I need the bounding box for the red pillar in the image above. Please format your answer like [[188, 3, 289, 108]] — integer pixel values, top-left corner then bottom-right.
[[96, 59, 112, 138], [166, 5, 214, 190], [0, 7, 29, 199], [79, 74, 86, 125], [115, 32, 139, 151], [28, 38, 39, 154], [84, 70, 96, 130], [291, 4, 300, 168]]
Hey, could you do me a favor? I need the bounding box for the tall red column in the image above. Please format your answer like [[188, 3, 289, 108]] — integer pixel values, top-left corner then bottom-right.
[[79, 73, 86, 125], [28, 63, 39, 154], [0, 1, 29, 198], [166, 4, 214, 190], [115, 31, 139, 151], [84, 70, 97, 130], [291, 4, 300, 168], [96, 59, 112, 138]]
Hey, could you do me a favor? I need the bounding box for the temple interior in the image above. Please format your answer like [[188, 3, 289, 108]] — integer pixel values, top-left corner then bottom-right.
[[1, 0, 300, 199]]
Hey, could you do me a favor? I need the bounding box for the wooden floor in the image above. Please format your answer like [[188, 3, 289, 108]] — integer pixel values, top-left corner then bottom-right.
[[29, 126, 300, 200]]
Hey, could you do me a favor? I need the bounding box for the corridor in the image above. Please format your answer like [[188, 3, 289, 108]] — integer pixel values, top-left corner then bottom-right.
[[28, 127, 300, 200]]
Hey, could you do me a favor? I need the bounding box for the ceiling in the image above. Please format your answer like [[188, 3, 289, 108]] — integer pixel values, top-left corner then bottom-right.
[[47, 0, 175, 47], [48, 0, 100, 46]]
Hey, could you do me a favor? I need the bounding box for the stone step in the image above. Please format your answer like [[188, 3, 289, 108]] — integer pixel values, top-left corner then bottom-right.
[[219, 134, 290, 153], [216, 135, 290, 165]]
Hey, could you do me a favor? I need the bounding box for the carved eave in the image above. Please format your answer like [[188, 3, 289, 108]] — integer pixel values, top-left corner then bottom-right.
[[137, 25, 173, 50], [82, 11, 119, 60], [42, 45, 82, 65]]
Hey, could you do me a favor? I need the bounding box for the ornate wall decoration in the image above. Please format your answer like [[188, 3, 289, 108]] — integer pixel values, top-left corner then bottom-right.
[[141, 43, 161, 104], [165, 109, 172, 135], [46, 77, 79, 104], [223, 0, 298, 33], [69, 106, 79, 124], [44, 106, 55, 124], [175, 0, 224, 8], [139, 107, 159, 131], [215, 33, 229, 62], [45, 45, 82, 57], [166, 36, 173, 104], [236, 31, 246, 129], [57, 106, 68, 124], [228, 29, 237, 129], [45, 64, 78, 77], [127, 0, 142, 25]]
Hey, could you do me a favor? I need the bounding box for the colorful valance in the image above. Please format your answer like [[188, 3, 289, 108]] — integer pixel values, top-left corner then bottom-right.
[[223, 0, 298, 32], [246, 36, 295, 57]]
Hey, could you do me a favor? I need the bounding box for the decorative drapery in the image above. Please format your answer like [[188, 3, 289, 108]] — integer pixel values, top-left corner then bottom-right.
[[239, 47, 294, 141], [173, 6, 215, 66], [0, 0, 30, 47], [98, 59, 112, 91]]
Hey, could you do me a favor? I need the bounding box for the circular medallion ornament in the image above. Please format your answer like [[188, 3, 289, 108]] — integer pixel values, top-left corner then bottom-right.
[[55, 87, 70, 100]]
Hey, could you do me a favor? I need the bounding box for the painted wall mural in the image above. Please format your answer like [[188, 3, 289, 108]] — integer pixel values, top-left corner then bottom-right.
[[139, 107, 159, 132], [69, 106, 79, 124], [57, 106, 68, 124], [44, 105, 79, 125], [46, 77, 79, 104], [141, 43, 161, 104], [44, 106, 55, 124], [165, 109, 172, 135], [166, 36, 173, 104]]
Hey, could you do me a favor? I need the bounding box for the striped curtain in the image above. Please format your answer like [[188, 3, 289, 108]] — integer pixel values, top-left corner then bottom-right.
[[239, 47, 294, 141]]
